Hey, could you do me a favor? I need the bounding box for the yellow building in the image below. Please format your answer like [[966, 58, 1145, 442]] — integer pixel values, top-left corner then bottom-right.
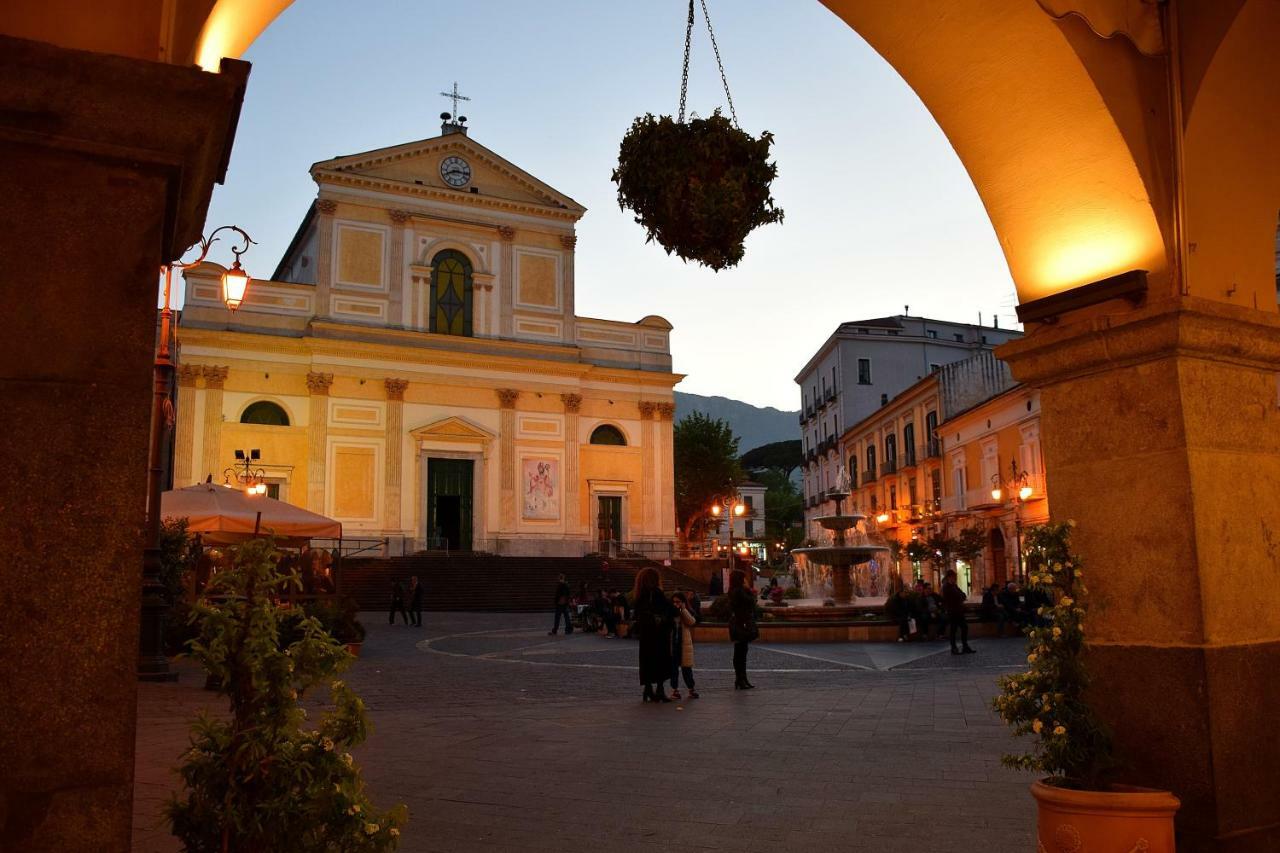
[[174, 120, 680, 556], [834, 352, 1047, 594]]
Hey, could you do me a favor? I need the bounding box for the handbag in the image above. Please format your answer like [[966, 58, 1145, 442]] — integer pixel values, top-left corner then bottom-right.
[[908, 617, 918, 635], [729, 616, 759, 643]]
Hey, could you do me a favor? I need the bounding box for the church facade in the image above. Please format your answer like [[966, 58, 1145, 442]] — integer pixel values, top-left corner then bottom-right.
[[174, 121, 680, 556]]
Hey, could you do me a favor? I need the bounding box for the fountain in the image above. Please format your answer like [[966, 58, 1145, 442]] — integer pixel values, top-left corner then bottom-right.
[[792, 465, 890, 604]]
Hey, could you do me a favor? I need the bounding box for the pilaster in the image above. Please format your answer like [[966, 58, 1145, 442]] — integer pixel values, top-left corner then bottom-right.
[[639, 402, 658, 535], [657, 402, 677, 537], [173, 364, 201, 486], [198, 365, 228, 483], [384, 378, 409, 532], [560, 233, 577, 345], [314, 199, 337, 320], [498, 226, 515, 338], [306, 372, 334, 514], [561, 393, 583, 534], [387, 210, 410, 328], [497, 388, 519, 530], [998, 296, 1280, 848]]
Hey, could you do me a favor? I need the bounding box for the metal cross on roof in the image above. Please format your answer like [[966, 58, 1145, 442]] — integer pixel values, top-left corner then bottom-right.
[[439, 81, 470, 118]]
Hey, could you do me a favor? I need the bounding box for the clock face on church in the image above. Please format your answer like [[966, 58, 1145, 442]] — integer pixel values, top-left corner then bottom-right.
[[440, 156, 472, 187]]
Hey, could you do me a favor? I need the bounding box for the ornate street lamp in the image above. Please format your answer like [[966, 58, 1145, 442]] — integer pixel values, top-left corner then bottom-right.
[[990, 459, 1035, 581], [225, 448, 267, 496], [710, 493, 746, 580], [139, 225, 255, 682]]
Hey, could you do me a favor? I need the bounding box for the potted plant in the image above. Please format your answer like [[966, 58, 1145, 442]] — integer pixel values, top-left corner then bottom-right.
[[169, 538, 405, 849], [305, 595, 367, 656], [993, 521, 1179, 849]]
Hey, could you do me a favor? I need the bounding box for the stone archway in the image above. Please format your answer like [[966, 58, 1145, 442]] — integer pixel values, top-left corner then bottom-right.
[[6, 2, 1280, 849]]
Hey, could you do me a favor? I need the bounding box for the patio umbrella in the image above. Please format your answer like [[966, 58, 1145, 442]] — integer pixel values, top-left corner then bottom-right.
[[160, 482, 341, 545]]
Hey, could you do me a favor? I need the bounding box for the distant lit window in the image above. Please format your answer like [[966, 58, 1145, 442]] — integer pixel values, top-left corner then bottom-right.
[[590, 425, 627, 446], [240, 401, 289, 426], [857, 358, 872, 385]]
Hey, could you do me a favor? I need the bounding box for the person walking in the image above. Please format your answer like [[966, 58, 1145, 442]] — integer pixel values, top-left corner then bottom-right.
[[669, 592, 699, 700], [943, 569, 976, 655], [632, 567, 674, 702], [388, 580, 409, 626], [727, 569, 757, 690], [408, 575, 423, 627], [549, 573, 573, 635]]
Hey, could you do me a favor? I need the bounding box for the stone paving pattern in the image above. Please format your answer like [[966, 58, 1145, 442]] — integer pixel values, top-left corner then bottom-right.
[[134, 613, 1036, 852]]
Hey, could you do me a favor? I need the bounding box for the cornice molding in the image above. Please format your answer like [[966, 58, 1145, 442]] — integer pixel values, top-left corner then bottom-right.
[[314, 170, 580, 223]]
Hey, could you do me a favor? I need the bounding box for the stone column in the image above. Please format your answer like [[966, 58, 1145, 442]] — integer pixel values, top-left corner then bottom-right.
[[473, 272, 495, 337], [999, 296, 1280, 849], [639, 402, 658, 536], [497, 226, 515, 338], [306, 372, 334, 514], [314, 199, 337, 320], [560, 233, 577, 345], [198, 365, 228, 483], [0, 37, 248, 852], [173, 364, 201, 486], [497, 388, 519, 531], [657, 403, 677, 538], [561, 393, 582, 535], [387, 210, 410, 328], [384, 378, 408, 532]]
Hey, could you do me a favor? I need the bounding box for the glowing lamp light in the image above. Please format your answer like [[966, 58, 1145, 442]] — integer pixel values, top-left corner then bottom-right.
[[1019, 485, 1034, 501], [255, 482, 268, 495], [876, 511, 890, 524], [734, 503, 746, 517], [711, 505, 722, 517], [221, 260, 251, 311], [991, 487, 1003, 503]]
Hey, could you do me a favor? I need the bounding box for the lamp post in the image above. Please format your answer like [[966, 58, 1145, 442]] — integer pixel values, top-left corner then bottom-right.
[[990, 459, 1034, 583], [710, 492, 746, 581], [224, 448, 268, 496], [139, 226, 255, 682]]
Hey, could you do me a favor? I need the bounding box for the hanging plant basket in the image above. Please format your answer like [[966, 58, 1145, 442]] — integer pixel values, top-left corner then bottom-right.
[[613, 111, 782, 271], [611, 0, 782, 271]]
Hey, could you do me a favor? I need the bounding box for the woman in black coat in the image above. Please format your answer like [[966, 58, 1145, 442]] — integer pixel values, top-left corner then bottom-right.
[[632, 567, 674, 702], [727, 569, 757, 690]]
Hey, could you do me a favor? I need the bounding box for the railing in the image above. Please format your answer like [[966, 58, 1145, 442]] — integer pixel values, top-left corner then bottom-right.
[[599, 540, 676, 560], [797, 411, 806, 425], [926, 439, 941, 458], [308, 537, 390, 559], [900, 451, 917, 469], [883, 458, 898, 474], [861, 469, 877, 484]]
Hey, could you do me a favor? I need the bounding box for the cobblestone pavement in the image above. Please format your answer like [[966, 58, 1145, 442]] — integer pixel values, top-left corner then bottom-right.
[[134, 613, 1036, 852]]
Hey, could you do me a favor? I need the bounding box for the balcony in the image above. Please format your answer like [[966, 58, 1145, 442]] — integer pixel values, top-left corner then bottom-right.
[[861, 469, 877, 484], [882, 458, 898, 475], [899, 451, 917, 469], [798, 411, 806, 425], [926, 439, 941, 458]]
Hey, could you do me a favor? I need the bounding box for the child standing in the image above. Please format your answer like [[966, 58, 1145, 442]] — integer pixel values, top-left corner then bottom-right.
[[670, 592, 699, 700]]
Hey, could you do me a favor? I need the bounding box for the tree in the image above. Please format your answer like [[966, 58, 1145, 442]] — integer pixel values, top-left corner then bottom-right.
[[168, 538, 405, 851], [740, 439, 803, 478], [752, 468, 804, 549], [954, 527, 987, 564], [674, 412, 742, 543]]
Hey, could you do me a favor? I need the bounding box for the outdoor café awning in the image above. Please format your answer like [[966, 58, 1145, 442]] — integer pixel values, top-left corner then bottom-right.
[[160, 483, 342, 545]]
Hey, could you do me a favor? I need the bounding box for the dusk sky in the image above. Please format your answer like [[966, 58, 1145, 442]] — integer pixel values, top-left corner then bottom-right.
[[199, 0, 1018, 410]]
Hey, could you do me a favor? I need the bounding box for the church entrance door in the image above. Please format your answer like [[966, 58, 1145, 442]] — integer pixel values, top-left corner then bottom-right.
[[597, 495, 622, 550], [427, 458, 473, 551], [990, 526, 1006, 587]]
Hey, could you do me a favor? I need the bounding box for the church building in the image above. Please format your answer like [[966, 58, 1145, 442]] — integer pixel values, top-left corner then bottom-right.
[[174, 117, 680, 556]]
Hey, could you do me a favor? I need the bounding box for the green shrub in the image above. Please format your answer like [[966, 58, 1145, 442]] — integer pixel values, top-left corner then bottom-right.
[[783, 586, 804, 600], [167, 538, 405, 851]]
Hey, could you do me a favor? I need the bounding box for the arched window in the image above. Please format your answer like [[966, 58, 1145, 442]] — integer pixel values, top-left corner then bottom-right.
[[240, 400, 290, 426], [866, 445, 876, 476], [589, 424, 627, 446], [429, 249, 473, 336]]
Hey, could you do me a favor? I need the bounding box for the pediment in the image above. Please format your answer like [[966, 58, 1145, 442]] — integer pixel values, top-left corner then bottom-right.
[[311, 134, 585, 216], [409, 415, 495, 443]]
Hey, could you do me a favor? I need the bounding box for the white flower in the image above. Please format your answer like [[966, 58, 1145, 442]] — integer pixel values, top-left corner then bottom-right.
[[364, 823, 380, 835], [1051, 627, 1062, 638], [1054, 725, 1067, 736], [321, 737, 335, 752], [390, 828, 400, 838], [1032, 720, 1043, 733], [341, 753, 354, 767]]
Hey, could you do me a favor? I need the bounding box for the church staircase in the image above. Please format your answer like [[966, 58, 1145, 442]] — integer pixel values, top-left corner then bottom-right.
[[339, 552, 705, 613]]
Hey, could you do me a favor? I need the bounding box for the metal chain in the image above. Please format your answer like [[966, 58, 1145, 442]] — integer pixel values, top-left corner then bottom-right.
[[678, 0, 694, 123], [700, 0, 739, 127]]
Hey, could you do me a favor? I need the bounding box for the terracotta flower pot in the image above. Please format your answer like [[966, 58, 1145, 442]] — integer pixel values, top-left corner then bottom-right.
[[1031, 779, 1180, 852], [345, 642, 362, 658]]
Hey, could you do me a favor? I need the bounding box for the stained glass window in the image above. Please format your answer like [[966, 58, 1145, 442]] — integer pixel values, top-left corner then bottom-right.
[[590, 425, 627, 446], [430, 250, 473, 336]]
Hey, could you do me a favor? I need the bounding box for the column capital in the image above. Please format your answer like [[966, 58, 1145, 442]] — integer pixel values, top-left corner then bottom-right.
[[497, 225, 516, 242], [201, 365, 229, 389], [559, 234, 577, 250], [496, 388, 520, 409], [656, 402, 676, 420], [306, 371, 335, 395], [384, 377, 409, 401], [638, 401, 658, 420], [177, 364, 202, 387], [388, 209, 412, 224], [561, 393, 583, 413], [316, 198, 337, 215]]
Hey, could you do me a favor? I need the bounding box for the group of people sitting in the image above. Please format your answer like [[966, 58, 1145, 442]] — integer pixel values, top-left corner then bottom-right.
[[980, 581, 1051, 635]]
